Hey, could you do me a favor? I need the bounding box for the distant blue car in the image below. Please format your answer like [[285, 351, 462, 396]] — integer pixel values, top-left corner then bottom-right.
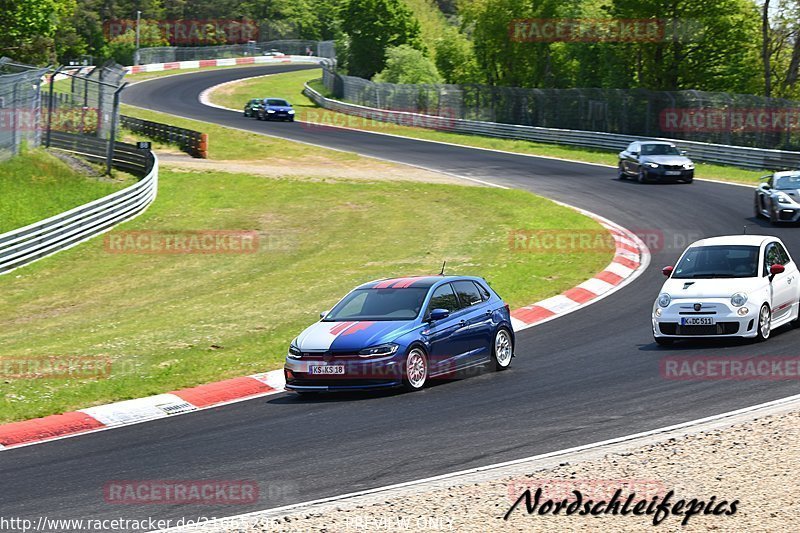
[[284, 275, 515, 394], [256, 98, 295, 121]]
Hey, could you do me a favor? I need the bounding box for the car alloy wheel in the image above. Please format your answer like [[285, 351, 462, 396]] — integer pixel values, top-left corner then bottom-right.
[[403, 347, 428, 391], [617, 164, 626, 180], [493, 328, 513, 370], [637, 169, 647, 183], [756, 304, 771, 341]]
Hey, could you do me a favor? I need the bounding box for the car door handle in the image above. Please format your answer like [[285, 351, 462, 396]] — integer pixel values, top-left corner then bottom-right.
[[459, 320, 467, 327]]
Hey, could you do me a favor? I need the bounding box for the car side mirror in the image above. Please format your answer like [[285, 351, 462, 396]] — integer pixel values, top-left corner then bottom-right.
[[428, 308, 450, 321], [770, 264, 785, 280], [630, 151, 639, 157], [662, 266, 674, 277], [680, 150, 687, 156], [319, 309, 329, 319], [760, 183, 771, 190]]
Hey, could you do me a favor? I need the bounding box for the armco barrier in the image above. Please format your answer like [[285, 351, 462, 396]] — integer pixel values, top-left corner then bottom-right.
[[303, 82, 800, 171], [126, 54, 329, 75], [120, 115, 207, 158], [0, 134, 158, 275]]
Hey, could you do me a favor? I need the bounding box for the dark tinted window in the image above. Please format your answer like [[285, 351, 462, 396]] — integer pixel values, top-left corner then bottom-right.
[[673, 245, 759, 279], [266, 99, 289, 106], [427, 284, 459, 314], [453, 280, 483, 308], [325, 288, 427, 321], [473, 281, 491, 300], [641, 143, 680, 155]]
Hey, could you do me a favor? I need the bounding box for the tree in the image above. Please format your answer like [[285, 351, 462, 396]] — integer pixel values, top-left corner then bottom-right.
[[373, 44, 443, 83], [434, 27, 483, 84], [0, 0, 76, 64], [106, 21, 169, 65], [339, 0, 423, 79]]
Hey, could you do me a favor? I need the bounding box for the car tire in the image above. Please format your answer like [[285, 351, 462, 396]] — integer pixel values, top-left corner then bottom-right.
[[654, 336, 674, 346], [754, 197, 764, 219], [492, 327, 514, 370], [637, 169, 647, 183], [755, 304, 771, 342], [256, 114, 263, 121], [402, 346, 428, 391], [683, 178, 693, 183], [617, 164, 627, 180]]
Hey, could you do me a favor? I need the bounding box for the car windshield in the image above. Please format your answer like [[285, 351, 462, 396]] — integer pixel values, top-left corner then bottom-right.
[[323, 288, 428, 321], [672, 245, 760, 279], [266, 99, 289, 106], [775, 174, 800, 190], [641, 144, 681, 156]]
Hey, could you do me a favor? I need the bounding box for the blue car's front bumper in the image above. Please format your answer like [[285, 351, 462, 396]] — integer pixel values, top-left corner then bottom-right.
[[284, 356, 404, 391]]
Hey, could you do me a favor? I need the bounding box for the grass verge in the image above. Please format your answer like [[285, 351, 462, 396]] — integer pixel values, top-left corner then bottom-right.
[[0, 167, 611, 422], [209, 69, 768, 185], [0, 149, 130, 234]]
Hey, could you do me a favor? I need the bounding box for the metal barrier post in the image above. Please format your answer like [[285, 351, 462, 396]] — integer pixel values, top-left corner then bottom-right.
[[46, 66, 64, 148], [105, 83, 127, 175]]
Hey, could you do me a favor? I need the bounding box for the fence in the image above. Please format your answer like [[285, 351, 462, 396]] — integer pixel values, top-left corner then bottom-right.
[[322, 68, 800, 153], [0, 134, 158, 275], [138, 40, 335, 65], [120, 115, 207, 158], [44, 61, 128, 173], [304, 81, 800, 171], [0, 58, 49, 160]]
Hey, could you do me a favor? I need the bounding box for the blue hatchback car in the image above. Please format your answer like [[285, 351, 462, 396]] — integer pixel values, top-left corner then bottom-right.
[[284, 275, 515, 394], [256, 97, 295, 121]]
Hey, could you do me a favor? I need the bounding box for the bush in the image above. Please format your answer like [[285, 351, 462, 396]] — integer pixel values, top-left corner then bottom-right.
[[373, 45, 443, 84]]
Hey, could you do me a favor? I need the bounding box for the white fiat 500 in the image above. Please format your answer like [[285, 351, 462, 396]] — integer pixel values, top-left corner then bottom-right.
[[653, 235, 800, 345]]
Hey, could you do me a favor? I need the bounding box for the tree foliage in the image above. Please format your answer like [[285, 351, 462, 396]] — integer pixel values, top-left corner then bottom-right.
[[374, 44, 443, 83]]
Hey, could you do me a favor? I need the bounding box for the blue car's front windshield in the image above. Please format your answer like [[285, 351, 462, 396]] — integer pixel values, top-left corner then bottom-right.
[[324, 288, 428, 321], [672, 245, 759, 279]]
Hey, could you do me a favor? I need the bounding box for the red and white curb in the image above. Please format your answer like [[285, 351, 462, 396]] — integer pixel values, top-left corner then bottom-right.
[[511, 206, 650, 331], [0, 370, 285, 450], [0, 216, 646, 451], [125, 55, 326, 75]]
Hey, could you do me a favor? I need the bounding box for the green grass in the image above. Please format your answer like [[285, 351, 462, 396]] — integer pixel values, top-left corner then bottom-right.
[[209, 68, 768, 185], [0, 149, 130, 233], [0, 168, 610, 422]]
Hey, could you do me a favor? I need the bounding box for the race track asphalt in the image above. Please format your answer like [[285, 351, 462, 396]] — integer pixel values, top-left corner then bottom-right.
[[2, 64, 798, 530]]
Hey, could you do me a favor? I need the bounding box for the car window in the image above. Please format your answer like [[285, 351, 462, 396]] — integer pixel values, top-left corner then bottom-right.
[[628, 142, 639, 153], [266, 99, 289, 106], [776, 242, 792, 264], [641, 143, 680, 155], [472, 281, 491, 301], [325, 288, 428, 321], [763, 243, 786, 275], [452, 280, 483, 308], [427, 284, 459, 314], [673, 245, 759, 279], [774, 174, 800, 190]]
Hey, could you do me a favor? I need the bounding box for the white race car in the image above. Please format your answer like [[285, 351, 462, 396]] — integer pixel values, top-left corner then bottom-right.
[[652, 235, 800, 345]]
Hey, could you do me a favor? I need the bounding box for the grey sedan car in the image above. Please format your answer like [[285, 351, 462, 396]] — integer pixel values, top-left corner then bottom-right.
[[618, 141, 694, 183], [754, 171, 800, 224]]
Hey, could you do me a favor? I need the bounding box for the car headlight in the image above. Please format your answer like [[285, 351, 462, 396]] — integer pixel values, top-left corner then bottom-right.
[[731, 292, 748, 307], [683, 163, 694, 170], [288, 109, 295, 114], [287, 340, 302, 359], [776, 194, 793, 204], [267, 109, 275, 113], [358, 343, 399, 358], [654, 308, 662, 317], [658, 293, 671, 307], [645, 162, 659, 168]]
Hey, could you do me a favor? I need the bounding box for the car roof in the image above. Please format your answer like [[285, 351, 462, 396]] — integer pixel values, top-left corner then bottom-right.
[[688, 235, 778, 248], [357, 275, 481, 290], [773, 170, 800, 178], [639, 140, 676, 146]]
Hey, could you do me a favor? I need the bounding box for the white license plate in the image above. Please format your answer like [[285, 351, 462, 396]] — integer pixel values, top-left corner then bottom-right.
[[665, 170, 682, 176], [309, 365, 345, 375], [681, 317, 715, 326]]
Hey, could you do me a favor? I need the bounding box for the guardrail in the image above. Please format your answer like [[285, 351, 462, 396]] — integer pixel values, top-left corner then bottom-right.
[[303, 82, 800, 171], [0, 134, 158, 275], [120, 115, 208, 158]]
